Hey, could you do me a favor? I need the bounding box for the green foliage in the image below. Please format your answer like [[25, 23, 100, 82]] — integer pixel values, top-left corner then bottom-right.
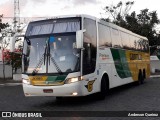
[[104, 1, 134, 22], [4, 49, 22, 72], [0, 14, 9, 32], [126, 9, 159, 47], [103, 1, 160, 49]]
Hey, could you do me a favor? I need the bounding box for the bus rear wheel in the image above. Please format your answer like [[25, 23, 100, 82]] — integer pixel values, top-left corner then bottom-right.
[[143, 69, 146, 80], [138, 70, 144, 85]]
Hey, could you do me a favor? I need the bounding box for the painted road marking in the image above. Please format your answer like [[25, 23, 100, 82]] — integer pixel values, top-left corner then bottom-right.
[[0, 83, 22, 87], [150, 75, 160, 78]]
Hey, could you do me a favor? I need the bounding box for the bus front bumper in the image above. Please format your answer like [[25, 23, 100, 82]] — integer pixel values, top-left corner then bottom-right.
[[23, 82, 84, 97]]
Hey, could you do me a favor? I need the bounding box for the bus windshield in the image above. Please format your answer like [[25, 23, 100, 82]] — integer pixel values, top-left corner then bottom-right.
[[22, 34, 80, 74]]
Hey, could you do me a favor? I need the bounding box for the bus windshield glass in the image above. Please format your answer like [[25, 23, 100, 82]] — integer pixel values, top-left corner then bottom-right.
[[23, 34, 80, 74], [22, 18, 81, 75], [25, 18, 80, 36]]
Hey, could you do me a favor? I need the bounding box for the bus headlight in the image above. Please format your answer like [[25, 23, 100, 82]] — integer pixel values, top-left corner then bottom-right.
[[65, 77, 82, 84], [23, 79, 30, 85]]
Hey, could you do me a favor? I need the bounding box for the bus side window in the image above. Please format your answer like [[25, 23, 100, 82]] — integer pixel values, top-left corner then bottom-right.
[[129, 35, 136, 50], [83, 18, 97, 75], [120, 32, 130, 49], [111, 28, 122, 48], [98, 23, 112, 48]]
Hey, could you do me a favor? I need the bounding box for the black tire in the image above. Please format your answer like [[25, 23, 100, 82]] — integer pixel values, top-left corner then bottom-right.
[[138, 70, 144, 85], [98, 76, 108, 100], [56, 97, 62, 101], [143, 69, 146, 80]]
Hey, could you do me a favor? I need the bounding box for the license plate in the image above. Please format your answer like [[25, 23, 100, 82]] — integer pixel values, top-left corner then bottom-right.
[[43, 89, 53, 93]]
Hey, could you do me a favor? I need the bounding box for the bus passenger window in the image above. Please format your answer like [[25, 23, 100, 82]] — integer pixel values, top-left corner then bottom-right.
[[129, 35, 136, 50], [111, 28, 122, 48], [98, 23, 112, 48], [121, 32, 130, 49]]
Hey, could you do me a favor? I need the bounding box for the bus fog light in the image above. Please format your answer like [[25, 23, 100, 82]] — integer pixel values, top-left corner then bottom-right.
[[72, 92, 78, 96]]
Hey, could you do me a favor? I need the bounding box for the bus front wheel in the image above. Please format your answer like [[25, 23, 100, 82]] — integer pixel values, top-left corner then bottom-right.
[[98, 76, 108, 100], [56, 97, 62, 101]]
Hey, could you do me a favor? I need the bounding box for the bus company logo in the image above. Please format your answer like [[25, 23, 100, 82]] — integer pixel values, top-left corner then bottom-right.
[[45, 81, 49, 84], [85, 80, 95, 92], [99, 53, 109, 60], [2, 112, 11, 117]]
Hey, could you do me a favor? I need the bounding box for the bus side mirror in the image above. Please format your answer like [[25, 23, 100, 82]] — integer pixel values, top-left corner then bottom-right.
[[76, 29, 86, 49]]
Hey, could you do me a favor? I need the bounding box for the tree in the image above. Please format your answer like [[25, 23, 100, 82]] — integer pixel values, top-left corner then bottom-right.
[[103, 1, 160, 49], [0, 14, 10, 79], [4, 48, 22, 73], [0, 15, 9, 32], [1, 14, 25, 79], [0, 14, 10, 48], [104, 1, 134, 23], [127, 9, 159, 46]]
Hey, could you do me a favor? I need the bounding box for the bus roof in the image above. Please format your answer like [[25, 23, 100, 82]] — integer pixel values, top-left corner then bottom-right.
[[29, 14, 148, 40]]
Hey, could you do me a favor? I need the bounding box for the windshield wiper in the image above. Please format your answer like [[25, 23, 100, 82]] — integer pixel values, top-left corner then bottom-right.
[[50, 54, 63, 74], [47, 40, 62, 74], [32, 44, 47, 76], [47, 40, 63, 74], [24, 37, 43, 75], [32, 38, 63, 75]]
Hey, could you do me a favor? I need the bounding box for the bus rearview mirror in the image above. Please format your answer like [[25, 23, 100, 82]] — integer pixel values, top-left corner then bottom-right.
[[76, 29, 86, 49]]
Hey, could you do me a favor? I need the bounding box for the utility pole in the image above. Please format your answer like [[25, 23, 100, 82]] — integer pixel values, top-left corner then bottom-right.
[[12, 0, 20, 78], [14, 0, 20, 33]]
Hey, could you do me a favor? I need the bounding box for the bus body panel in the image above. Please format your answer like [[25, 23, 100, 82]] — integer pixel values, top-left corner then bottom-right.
[[22, 14, 150, 97], [23, 81, 83, 97]]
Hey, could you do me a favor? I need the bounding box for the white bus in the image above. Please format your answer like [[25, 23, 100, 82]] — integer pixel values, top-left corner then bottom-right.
[[22, 15, 150, 99], [150, 47, 160, 74]]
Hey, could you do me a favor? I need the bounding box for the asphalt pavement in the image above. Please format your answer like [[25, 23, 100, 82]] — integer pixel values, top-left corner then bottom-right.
[[0, 75, 160, 120]]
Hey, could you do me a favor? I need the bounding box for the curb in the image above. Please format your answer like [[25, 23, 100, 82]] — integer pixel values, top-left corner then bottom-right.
[[5, 83, 22, 86], [150, 75, 160, 78], [0, 79, 22, 84], [0, 83, 22, 87]]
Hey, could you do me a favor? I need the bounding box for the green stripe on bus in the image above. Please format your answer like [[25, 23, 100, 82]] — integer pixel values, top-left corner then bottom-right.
[[111, 48, 131, 79], [46, 75, 67, 82]]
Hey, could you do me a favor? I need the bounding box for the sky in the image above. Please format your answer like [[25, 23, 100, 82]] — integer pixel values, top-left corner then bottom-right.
[[0, 0, 160, 51], [0, 0, 160, 23]]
